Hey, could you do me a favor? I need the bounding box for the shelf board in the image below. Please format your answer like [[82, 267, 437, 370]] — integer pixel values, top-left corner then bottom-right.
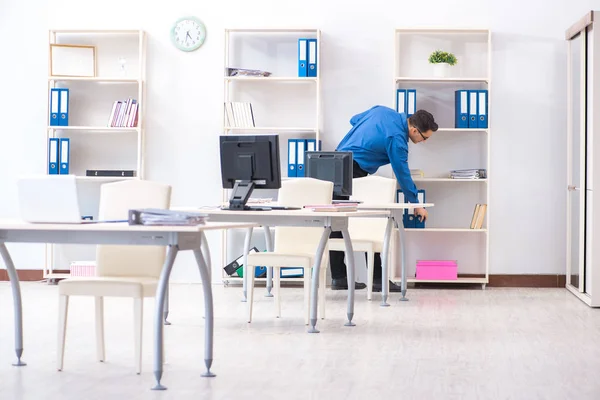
[[75, 176, 137, 182], [226, 28, 320, 33], [404, 277, 488, 284], [395, 76, 489, 83], [395, 28, 489, 34], [405, 228, 488, 233], [224, 127, 317, 133], [225, 76, 317, 82], [51, 29, 142, 35], [436, 128, 488, 133], [48, 76, 140, 83], [47, 126, 139, 132], [412, 178, 488, 182]]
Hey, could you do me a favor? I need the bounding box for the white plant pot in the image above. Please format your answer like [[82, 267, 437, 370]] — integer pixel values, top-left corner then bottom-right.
[[432, 63, 450, 78]]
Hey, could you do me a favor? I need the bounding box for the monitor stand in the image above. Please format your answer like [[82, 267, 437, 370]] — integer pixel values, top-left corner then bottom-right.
[[226, 180, 255, 210]]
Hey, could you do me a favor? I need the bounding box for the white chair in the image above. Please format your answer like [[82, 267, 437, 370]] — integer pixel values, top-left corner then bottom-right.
[[57, 179, 171, 374], [328, 175, 397, 300], [246, 178, 334, 324]]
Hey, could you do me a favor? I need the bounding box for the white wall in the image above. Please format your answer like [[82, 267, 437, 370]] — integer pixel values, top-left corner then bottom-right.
[[3, 0, 600, 281]]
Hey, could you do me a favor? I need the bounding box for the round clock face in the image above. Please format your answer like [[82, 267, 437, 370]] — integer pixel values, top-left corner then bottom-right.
[[171, 17, 206, 52]]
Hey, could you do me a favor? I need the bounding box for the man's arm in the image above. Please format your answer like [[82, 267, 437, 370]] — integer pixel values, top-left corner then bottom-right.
[[387, 138, 419, 204]]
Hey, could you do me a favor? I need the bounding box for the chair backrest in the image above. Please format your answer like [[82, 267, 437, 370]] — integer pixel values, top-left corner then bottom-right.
[[96, 180, 172, 278], [274, 178, 334, 254], [348, 175, 397, 242]]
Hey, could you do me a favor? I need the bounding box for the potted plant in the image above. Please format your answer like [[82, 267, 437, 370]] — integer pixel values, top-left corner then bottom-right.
[[428, 50, 457, 77]]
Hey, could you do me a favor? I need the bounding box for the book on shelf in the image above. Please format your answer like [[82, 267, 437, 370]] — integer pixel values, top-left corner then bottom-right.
[[224, 102, 255, 128], [86, 170, 136, 177], [108, 98, 139, 128], [450, 169, 487, 179], [470, 204, 487, 229]]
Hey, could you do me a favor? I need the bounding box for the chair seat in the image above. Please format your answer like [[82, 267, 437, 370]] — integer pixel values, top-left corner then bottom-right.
[[328, 238, 383, 253], [58, 276, 158, 298], [247, 252, 315, 268]]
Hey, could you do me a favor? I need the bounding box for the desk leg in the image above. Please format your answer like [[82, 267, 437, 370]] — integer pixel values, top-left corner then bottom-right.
[[163, 286, 171, 326], [263, 226, 274, 297], [201, 232, 212, 281], [380, 217, 393, 307], [0, 243, 26, 367], [308, 227, 331, 334], [241, 227, 253, 302], [152, 245, 178, 391], [341, 227, 357, 327], [194, 248, 216, 378], [398, 219, 409, 302]]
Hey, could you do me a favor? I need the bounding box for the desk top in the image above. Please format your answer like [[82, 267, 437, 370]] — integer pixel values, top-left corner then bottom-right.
[[0, 219, 258, 233], [357, 203, 434, 210], [173, 207, 389, 218]]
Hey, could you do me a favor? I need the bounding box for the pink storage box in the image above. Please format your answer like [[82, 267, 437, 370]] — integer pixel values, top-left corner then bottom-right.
[[416, 260, 457, 280], [70, 261, 96, 277]]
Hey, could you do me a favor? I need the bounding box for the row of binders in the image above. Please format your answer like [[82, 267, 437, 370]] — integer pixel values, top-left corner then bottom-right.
[[396, 89, 417, 116], [455, 89, 488, 128], [224, 102, 255, 128], [48, 138, 70, 174], [298, 38, 318, 77], [49, 88, 70, 126], [108, 98, 139, 128], [287, 138, 321, 177], [396, 189, 426, 228], [470, 204, 487, 229]]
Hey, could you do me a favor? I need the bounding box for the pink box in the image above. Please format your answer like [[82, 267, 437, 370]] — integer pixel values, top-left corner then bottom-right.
[[416, 260, 457, 280]]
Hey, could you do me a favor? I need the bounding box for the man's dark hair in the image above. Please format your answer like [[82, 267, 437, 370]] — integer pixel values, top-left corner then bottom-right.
[[409, 109, 438, 132]]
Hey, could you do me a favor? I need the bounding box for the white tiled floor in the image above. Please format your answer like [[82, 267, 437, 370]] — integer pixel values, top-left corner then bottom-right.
[[1, 282, 600, 400]]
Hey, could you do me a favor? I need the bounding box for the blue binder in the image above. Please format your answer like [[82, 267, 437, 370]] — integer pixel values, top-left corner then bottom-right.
[[296, 139, 306, 177], [59, 138, 70, 174], [396, 89, 407, 114], [455, 90, 468, 128], [48, 138, 59, 175], [406, 89, 416, 117], [468, 90, 478, 128], [50, 89, 60, 126], [298, 39, 308, 77], [307, 39, 317, 77], [414, 189, 426, 229], [59, 88, 69, 126], [477, 89, 488, 128], [287, 139, 297, 177]]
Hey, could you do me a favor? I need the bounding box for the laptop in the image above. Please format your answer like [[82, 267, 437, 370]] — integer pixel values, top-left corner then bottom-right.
[[17, 175, 124, 224]]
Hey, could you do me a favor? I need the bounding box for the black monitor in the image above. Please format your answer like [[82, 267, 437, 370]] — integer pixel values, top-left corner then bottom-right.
[[219, 134, 281, 210], [305, 151, 353, 197]]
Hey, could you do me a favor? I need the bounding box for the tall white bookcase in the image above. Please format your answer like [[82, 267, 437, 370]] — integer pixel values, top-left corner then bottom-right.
[[221, 28, 322, 285], [44, 29, 147, 280], [391, 27, 491, 288]]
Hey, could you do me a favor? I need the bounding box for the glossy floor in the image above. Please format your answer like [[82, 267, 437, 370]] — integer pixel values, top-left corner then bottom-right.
[[1, 282, 599, 400]]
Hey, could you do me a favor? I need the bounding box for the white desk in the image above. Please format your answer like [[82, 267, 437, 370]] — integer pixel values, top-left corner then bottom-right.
[[0, 219, 257, 391], [175, 207, 388, 332]]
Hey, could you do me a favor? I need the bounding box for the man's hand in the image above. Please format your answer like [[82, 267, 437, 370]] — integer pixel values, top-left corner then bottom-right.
[[414, 207, 428, 222]]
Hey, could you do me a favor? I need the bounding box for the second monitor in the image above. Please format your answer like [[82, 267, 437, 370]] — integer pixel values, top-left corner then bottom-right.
[[305, 151, 353, 198]]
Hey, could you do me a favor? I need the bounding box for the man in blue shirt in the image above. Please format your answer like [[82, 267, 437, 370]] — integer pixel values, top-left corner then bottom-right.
[[330, 106, 438, 292]]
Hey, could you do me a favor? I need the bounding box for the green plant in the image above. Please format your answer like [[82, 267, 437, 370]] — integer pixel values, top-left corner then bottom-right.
[[428, 50, 457, 66]]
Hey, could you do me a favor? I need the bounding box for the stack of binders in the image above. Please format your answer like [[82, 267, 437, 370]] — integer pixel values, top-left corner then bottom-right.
[[287, 138, 321, 177], [396, 89, 417, 116], [396, 189, 426, 228], [49, 88, 69, 126], [48, 138, 70, 175], [298, 38, 317, 77], [455, 89, 488, 128]]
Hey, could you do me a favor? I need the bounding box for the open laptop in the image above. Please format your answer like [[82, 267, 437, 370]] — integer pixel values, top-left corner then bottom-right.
[[17, 175, 124, 224]]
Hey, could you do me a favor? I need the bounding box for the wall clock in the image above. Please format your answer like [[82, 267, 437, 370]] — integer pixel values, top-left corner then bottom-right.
[[171, 16, 206, 52]]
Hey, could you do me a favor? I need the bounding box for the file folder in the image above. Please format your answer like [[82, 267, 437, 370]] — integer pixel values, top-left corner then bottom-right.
[[298, 39, 308, 77], [288, 139, 297, 177], [296, 139, 306, 177], [59, 138, 70, 174], [59, 88, 69, 126], [455, 90, 468, 128], [50, 89, 60, 126], [407, 89, 416, 117], [468, 90, 478, 128], [396, 89, 407, 114], [477, 89, 488, 128], [48, 138, 59, 175], [307, 39, 317, 77]]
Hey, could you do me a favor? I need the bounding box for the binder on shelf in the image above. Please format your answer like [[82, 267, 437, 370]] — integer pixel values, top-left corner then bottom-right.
[[306, 138, 321, 152], [406, 89, 416, 117], [477, 89, 488, 128], [280, 267, 304, 278], [288, 139, 297, 177], [396, 189, 426, 228], [414, 189, 426, 229], [296, 139, 306, 177], [455, 90, 468, 128], [48, 138, 59, 175], [59, 138, 70, 174], [396, 89, 407, 114], [59, 88, 69, 126], [50, 89, 60, 126], [307, 39, 317, 77], [468, 90, 478, 128], [298, 39, 308, 77]]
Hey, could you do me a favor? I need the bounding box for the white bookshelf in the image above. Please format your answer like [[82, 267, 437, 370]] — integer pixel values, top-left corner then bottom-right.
[[44, 29, 147, 281], [391, 27, 491, 288], [221, 28, 321, 285]]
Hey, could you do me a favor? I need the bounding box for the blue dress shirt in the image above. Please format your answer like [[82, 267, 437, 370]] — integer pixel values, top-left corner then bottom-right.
[[336, 105, 419, 203]]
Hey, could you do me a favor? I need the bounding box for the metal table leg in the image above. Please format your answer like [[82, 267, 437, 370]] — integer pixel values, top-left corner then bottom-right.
[[341, 227, 357, 326], [241, 227, 253, 302], [380, 217, 393, 307], [0, 243, 26, 367], [398, 218, 409, 302], [308, 227, 331, 333], [194, 248, 216, 378]]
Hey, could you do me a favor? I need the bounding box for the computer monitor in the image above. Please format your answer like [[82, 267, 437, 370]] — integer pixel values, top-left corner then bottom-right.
[[219, 134, 281, 210], [305, 151, 353, 197]]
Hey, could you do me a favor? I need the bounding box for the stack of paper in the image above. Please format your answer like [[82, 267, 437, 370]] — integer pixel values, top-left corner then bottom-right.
[[225, 67, 272, 77], [128, 208, 208, 226], [449, 169, 487, 179]]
